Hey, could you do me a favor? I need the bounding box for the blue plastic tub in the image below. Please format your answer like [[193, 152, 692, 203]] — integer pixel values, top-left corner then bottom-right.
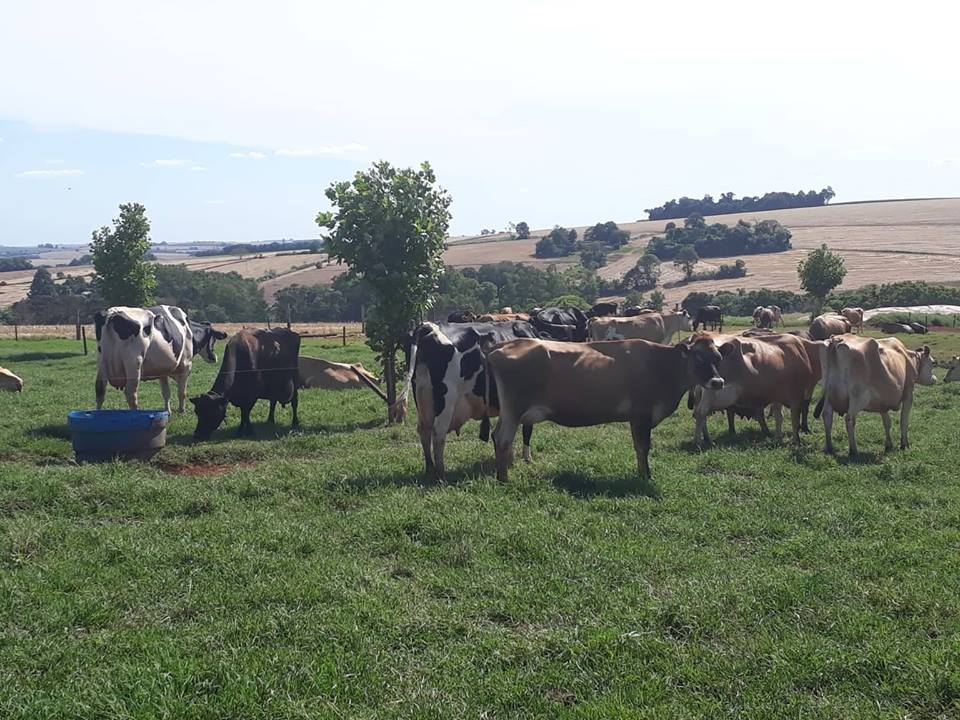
[[67, 410, 170, 463]]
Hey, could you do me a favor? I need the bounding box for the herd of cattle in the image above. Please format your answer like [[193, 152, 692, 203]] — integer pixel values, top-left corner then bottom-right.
[[8, 302, 952, 480]]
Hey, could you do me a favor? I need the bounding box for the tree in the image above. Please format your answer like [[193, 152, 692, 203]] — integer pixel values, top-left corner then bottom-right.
[[674, 245, 699, 280], [90, 203, 156, 306], [647, 289, 666, 311], [579, 244, 607, 270], [798, 244, 847, 315], [27, 268, 56, 298], [584, 221, 629, 249], [317, 161, 452, 423], [515, 221, 530, 240], [621, 253, 661, 292], [534, 226, 578, 258]]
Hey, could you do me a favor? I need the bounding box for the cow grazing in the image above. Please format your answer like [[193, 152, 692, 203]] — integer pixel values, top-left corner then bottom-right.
[[447, 310, 477, 323], [187, 320, 228, 363], [587, 311, 692, 343], [877, 321, 913, 335], [191, 328, 301, 439], [298, 356, 380, 390], [815, 335, 936, 456], [95, 305, 195, 413], [809, 313, 852, 340], [693, 305, 723, 332], [530, 306, 590, 342], [840, 307, 864, 332], [0, 366, 23, 392], [944, 356, 960, 382], [588, 301, 619, 318], [486, 334, 725, 481], [398, 320, 541, 479], [690, 333, 824, 446]]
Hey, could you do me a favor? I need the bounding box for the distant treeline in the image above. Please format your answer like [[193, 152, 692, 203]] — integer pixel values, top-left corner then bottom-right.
[[193, 239, 323, 257], [647, 215, 792, 260], [0, 257, 34, 272], [646, 187, 835, 221]]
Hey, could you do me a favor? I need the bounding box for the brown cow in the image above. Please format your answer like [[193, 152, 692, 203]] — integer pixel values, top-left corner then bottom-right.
[[478, 312, 531, 322], [815, 335, 937, 456], [809, 313, 851, 340], [840, 307, 864, 332], [690, 333, 824, 446], [298, 356, 381, 390], [756, 308, 776, 329], [485, 334, 725, 480], [587, 311, 692, 343]]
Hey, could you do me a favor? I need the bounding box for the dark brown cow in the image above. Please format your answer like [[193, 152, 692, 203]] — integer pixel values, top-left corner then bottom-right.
[[485, 334, 724, 480]]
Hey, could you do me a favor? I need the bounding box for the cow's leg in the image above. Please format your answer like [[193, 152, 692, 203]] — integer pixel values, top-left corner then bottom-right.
[[290, 390, 300, 428], [880, 411, 894, 452], [492, 416, 519, 483], [418, 419, 435, 478], [174, 372, 189, 414], [521, 423, 533, 462], [726, 409, 736, 436], [95, 368, 107, 410], [630, 417, 653, 478], [772, 404, 784, 442], [757, 408, 771, 437], [158, 377, 171, 414], [267, 399, 277, 424], [123, 358, 143, 410], [822, 401, 835, 454], [239, 405, 255, 437], [845, 411, 858, 458], [432, 431, 448, 481], [800, 400, 811, 433], [900, 392, 914, 450], [790, 404, 802, 445]]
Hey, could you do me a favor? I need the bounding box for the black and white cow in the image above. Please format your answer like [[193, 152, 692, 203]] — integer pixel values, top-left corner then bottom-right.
[[94, 305, 195, 413], [530, 306, 590, 341], [398, 320, 541, 479], [188, 319, 228, 363]]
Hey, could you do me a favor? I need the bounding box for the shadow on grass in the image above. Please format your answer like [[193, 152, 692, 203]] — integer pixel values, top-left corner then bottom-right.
[[0, 352, 83, 362], [552, 471, 660, 499], [166, 416, 383, 446], [336, 458, 493, 492], [28, 423, 71, 440], [835, 449, 885, 466]]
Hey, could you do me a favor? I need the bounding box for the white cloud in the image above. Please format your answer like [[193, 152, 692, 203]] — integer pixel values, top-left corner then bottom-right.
[[274, 143, 366, 157], [16, 168, 84, 178], [228, 151, 266, 159], [190, 165, 206, 171], [141, 158, 187, 167]]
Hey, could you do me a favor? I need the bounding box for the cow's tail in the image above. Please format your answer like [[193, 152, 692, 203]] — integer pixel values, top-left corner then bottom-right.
[[813, 338, 839, 419], [479, 351, 493, 442], [395, 331, 421, 410]]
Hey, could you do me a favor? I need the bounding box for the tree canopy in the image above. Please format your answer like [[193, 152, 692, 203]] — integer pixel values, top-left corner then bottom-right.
[[646, 187, 835, 220], [90, 203, 156, 306], [27, 268, 56, 299], [647, 215, 791, 260], [798, 244, 847, 313]]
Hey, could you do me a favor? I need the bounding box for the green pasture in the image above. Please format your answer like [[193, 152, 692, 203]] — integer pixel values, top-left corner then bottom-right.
[[1, 329, 959, 718]]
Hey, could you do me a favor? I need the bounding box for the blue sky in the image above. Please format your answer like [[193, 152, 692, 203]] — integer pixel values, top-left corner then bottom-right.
[[2, 0, 958, 247]]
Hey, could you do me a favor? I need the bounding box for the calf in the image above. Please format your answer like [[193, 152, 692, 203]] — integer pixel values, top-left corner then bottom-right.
[[588, 310, 692, 343], [398, 320, 541, 479], [191, 328, 301, 439], [0, 366, 22, 392], [486, 334, 724, 481], [691, 333, 824, 446], [95, 305, 194, 412], [815, 335, 936, 456]]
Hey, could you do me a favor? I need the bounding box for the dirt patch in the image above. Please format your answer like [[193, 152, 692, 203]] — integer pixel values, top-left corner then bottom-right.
[[158, 461, 257, 477]]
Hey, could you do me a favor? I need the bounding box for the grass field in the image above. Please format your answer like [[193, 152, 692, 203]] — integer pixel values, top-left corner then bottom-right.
[[2, 329, 960, 718]]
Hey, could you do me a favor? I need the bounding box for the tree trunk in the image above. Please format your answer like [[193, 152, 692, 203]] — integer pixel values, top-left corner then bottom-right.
[[384, 341, 401, 424]]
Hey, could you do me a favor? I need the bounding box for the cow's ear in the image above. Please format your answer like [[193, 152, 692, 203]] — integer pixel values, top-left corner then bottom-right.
[[214, 330, 227, 339], [719, 342, 736, 357]]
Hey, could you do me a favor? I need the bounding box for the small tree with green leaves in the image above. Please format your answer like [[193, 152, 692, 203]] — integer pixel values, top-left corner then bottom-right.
[[90, 203, 155, 306], [674, 245, 699, 280], [27, 268, 57, 299], [514, 221, 530, 240], [647, 289, 666, 311], [798, 243, 847, 316], [317, 161, 452, 423]]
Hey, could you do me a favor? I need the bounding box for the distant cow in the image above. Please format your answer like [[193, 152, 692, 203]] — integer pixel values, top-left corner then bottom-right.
[[191, 328, 301, 439], [298, 356, 380, 390], [693, 305, 723, 332], [908, 322, 928, 334], [478, 312, 531, 322], [809, 313, 852, 340], [587, 301, 619, 318], [815, 335, 937, 456], [878, 322, 914, 335], [840, 307, 864, 332], [0, 366, 22, 392], [398, 320, 541, 479], [588, 311, 692, 344], [530, 306, 590, 342], [447, 310, 477, 323], [622, 306, 653, 317], [755, 308, 776, 329], [945, 356, 960, 382], [486, 334, 725, 480], [95, 305, 195, 412], [187, 319, 228, 363]]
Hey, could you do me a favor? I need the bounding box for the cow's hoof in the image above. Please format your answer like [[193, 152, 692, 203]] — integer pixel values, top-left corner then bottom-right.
[[900, 442, 909, 451]]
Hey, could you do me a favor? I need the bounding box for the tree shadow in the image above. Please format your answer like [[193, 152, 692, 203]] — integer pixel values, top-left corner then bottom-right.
[[552, 471, 661, 499], [0, 352, 83, 362]]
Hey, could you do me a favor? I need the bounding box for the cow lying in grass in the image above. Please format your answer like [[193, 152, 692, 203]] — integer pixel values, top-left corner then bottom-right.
[[0, 366, 22, 392]]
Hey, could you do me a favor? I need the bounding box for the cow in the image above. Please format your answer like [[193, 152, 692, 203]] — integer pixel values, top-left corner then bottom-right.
[[94, 305, 195, 413], [499, 307, 514, 314], [809, 313, 852, 340], [944, 356, 960, 382], [298, 356, 380, 390], [478, 312, 531, 322], [191, 328, 301, 439], [752, 306, 765, 325], [840, 307, 864, 332], [485, 334, 725, 481], [398, 320, 541, 479], [187, 319, 228, 363], [755, 308, 776, 329], [693, 305, 723, 332], [908, 322, 928, 334], [769, 305, 784, 326], [587, 311, 692, 343], [587, 301, 619, 318], [530, 306, 590, 341], [622, 306, 653, 317], [0, 366, 22, 392], [815, 335, 937, 456], [690, 333, 824, 446], [878, 321, 914, 335], [447, 310, 477, 323]]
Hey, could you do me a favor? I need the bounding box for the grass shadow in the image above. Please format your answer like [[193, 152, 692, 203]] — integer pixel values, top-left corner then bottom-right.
[[166, 416, 385, 446], [552, 471, 661, 500], [27, 423, 71, 440], [0, 352, 83, 362], [835, 450, 885, 466]]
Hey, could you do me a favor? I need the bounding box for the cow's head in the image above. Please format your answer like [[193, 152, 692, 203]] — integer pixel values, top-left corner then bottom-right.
[[676, 333, 724, 389], [916, 345, 937, 385], [191, 322, 228, 364], [190, 392, 229, 440]]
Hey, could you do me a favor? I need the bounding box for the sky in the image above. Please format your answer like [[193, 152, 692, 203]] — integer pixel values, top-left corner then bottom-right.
[[1, 0, 958, 246]]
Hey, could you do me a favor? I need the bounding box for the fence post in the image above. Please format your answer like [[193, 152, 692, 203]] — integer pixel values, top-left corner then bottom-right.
[[13, 324, 17, 341], [342, 325, 347, 346], [81, 326, 88, 355], [75, 310, 81, 341], [286, 308, 291, 330]]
